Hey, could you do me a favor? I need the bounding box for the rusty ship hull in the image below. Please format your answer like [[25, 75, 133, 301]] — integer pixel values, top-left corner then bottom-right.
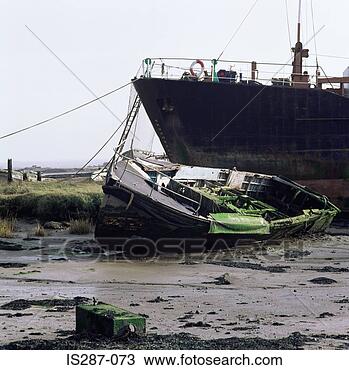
[[133, 78, 349, 211]]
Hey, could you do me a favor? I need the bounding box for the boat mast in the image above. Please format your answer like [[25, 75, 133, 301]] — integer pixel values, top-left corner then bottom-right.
[[297, 0, 302, 43], [291, 0, 310, 88]]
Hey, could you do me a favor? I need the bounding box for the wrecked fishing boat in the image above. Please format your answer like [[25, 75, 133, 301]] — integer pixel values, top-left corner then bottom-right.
[[95, 158, 339, 250]]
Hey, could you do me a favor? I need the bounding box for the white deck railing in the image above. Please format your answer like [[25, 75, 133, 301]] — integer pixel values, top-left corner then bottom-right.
[[136, 57, 320, 88]]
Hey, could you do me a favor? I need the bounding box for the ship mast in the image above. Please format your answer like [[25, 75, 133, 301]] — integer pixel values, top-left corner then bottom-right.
[[297, 0, 302, 43], [291, 0, 310, 88]]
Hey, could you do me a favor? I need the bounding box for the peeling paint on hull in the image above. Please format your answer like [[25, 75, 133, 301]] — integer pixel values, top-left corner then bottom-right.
[[133, 78, 349, 209]]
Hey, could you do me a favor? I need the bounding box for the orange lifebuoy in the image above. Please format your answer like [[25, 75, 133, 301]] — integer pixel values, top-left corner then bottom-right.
[[190, 59, 205, 78]]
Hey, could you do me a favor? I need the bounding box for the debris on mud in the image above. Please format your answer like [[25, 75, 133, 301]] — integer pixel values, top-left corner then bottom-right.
[[230, 326, 256, 331], [284, 250, 311, 259], [318, 312, 335, 318], [0, 312, 33, 318], [65, 239, 102, 254], [1, 300, 31, 310], [334, 298, 349, 304], [55, 330, 75, 337], [46, 307, 74, 312], [177, 314, 194, 322], [0, 296, 90, 311], [14, 270, 40, 275], [0, 332, 310, 350], [180, 260, 198, 266], [207, 261, 290, 273], [309, 277, 338, 285], [147, 296, 169, 303], [168, 295, 184, 298], [214, 273, 234, 285], [51, 258, 68, 262], [306, 266, 349, 273], [222, 322, 238, 326], [0, 241, 24, 251], [43, 221, 68, 230], [0, 263, 28, 268], [181, 321, 211, 328], [313, 333, 349, 341]]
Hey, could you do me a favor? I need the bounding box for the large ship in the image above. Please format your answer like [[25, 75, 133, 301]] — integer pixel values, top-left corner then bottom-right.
[[132, 3, 349, 211]]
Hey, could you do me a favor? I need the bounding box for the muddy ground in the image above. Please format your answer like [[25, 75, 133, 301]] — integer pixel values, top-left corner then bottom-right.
[[0, 220, 349, 349]]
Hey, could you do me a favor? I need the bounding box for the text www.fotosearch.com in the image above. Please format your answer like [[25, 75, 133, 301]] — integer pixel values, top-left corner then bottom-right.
[[143, 353, 283, 367]]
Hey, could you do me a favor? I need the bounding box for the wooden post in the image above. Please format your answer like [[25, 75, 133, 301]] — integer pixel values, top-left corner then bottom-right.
[[37, 171, 42, 182], [7, 159, 13, 183]]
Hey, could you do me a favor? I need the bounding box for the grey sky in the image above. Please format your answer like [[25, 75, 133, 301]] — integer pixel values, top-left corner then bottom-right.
[[1, 0, 349, 167]]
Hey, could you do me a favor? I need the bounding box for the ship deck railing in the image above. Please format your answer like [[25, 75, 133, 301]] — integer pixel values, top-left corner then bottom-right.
[[136, 57, 323, 88]]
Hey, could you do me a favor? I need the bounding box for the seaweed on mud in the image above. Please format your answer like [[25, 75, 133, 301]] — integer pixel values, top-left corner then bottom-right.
[[207, 261, 290, 273], [0, 332, 309, 350], [0, 241, 24, 251], [0, 296, 90, 311], [309, 277, 337, 285], [0, 263, 28, 268], [334, 298, 349, 304], [0, 312, 33, 318], [147, 296, 169, 303], [229, 326, 256, 331], [214, 273, 234, 285], [317, 312, 335, 318], [284, 250, 311, 259], [305, 266, 349, 273], [181, 321, 211, 328]]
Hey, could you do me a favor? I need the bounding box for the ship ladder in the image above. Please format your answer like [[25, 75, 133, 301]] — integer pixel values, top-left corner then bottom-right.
[[116, 94, 142, 156]]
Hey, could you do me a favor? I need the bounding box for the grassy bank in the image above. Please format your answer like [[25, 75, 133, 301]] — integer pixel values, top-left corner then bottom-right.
[[0, 180, 103, 222]]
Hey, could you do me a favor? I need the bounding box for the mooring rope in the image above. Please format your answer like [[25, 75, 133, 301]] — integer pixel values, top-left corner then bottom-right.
[[0, 80, 134, 141], [216, 0, 260, 61]]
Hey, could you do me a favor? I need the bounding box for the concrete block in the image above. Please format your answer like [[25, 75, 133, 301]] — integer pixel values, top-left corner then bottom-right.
[[76, 303, 146, 337]]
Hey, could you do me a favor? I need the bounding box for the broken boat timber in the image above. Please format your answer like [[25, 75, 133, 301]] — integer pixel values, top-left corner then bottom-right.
[[95, 159, 340, 250]]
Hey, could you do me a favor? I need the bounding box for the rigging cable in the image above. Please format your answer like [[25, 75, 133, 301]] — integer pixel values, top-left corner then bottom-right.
[[0, 80, 134, 141], [304, 0, 308, 69], [285, 0, 293, 54], [305, 0, 308, 46], [90, 156, 113, 181], [319, 66, 335, 90], [56, 137, 125, 182], [315, 54, 349, 60], [149, 131, 156, 153], [211, 25, 325, 142], [26, 25, 126, 129], [74, 93, 143, 179], [310, 0, 319, 68], [25, 25, 140, 144], [216, 0, 259, 61], [73, 128, 127, 178]]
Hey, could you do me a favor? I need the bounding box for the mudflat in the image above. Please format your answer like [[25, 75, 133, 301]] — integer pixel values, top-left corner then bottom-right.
[[0, 223, 349, 350]]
